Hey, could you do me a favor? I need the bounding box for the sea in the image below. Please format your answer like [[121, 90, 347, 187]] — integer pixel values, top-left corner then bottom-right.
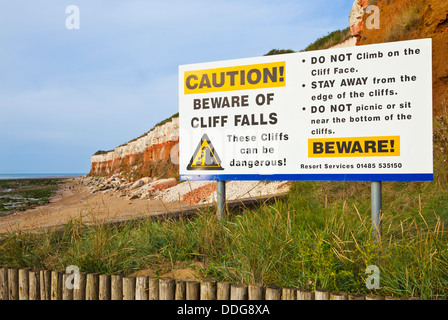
[[0, 173, 87, 180]]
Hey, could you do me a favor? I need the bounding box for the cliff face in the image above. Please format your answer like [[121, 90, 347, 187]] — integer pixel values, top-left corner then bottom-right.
[[89, 116, 179, 180], [353, 0, 448, 115], [349, 0, 369, 43]]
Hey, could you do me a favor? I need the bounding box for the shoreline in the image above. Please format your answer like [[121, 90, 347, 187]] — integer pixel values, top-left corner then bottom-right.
[[0, 173, 86, 180], [0, 178, 69, 217]]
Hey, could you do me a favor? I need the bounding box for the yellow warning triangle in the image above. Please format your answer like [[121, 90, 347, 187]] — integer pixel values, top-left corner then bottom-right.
[[187, 134, 224, 170]]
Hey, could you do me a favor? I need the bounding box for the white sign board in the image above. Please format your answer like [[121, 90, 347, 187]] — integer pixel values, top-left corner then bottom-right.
[[179, 38, 433, 181]]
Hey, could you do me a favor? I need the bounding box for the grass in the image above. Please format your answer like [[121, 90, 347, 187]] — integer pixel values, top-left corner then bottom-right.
[[1, 116, 448, 299], [302, 27, 352, 52], [264, 49, 295, 56], [1, 181, 446, 299], [384, 1, 426, 42]]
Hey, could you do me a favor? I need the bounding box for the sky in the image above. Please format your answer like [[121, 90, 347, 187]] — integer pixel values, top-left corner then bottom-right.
[[0, 0, 355, 174]]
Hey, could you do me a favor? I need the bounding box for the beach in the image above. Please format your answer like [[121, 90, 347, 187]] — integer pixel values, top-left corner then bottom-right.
[[0, 179, 186, 234], [0, 176, 290, 234]]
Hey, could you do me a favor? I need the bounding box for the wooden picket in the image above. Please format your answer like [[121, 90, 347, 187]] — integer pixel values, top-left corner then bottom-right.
[[0, 267, 418, 301]]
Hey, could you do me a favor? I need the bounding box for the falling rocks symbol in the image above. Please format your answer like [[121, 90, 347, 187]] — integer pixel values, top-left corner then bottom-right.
[[187, 134, 224, 170]]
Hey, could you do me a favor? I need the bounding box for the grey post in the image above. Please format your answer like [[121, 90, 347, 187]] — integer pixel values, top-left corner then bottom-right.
[[217, 180, 226, 220], [371, 181, 382, 241]]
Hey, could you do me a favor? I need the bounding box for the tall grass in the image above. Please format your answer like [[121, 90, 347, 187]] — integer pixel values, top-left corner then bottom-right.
[[384, 1, 426, 42], [1, 185, 446, 298], [303, 27, 352, 52], [1, 117, 448, 299]]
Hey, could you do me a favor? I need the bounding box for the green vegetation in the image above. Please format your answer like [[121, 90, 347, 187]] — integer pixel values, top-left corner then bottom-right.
[[93, 150, 109, 156], [1, 176, 446, 298], [153, 112, 179, 128], [0, 179, 64, 215], [94, 113, 180, 155], [264, 49, 295, 56], [302, 27, 351, 52], [117, 113, 180, 149], [384, 1, 425, 42], [264, 27, 351, 54]]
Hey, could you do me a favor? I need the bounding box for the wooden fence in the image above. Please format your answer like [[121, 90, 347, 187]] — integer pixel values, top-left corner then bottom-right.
[[0, 268, 412, 300]]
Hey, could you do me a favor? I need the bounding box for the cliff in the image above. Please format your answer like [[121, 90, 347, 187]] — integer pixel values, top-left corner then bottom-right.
[[89, 114, 179, 180], [352, 0, 448, 115]]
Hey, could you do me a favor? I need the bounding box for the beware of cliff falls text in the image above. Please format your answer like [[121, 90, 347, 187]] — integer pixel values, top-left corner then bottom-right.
[[185, 62, 283, 129]]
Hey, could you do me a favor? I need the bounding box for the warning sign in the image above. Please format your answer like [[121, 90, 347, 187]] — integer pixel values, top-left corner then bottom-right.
[[308, 136, 400, 158], [179, 38, 433, 182], [187, 134, 224, 170], [184, 61, 286, 94]]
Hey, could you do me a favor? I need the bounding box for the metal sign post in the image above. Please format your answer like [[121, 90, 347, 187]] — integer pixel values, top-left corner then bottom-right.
[[371, 181, 382, 242], [217, 180, 226, 220]]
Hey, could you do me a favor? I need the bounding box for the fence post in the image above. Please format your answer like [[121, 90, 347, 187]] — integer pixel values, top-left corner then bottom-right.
[[18, 268, 29, 300], [330, 291, 348, 300], [0, 268, 8, 300], [186, 280, 200, 300], [29, 271, 40, 300], [265, 286, 282, 300], [200, 279, 217, 300], [123, 277, 136, 300], [111, 274, 123, 300], [315, 289, 330, 300], [159, 278, 175, 300], [50, 270, 63, 300], [99, 274, 111, 300], [248, 284, 264, 300], [297, 288, 314, 300], [135, 276, 148, 300], [217, 281, 231, 300], [281, 287, 297, 300], [8, 268, 19, 300], [148, 277, 159, 300], [40, 270, 51, 300], [86, 273, 99, 300], [230, 283, 248, 300], [366, 294, 385, 300], [386, 295, 404, 300], [62, 273, 73, 300], [348, 293, 366, 300], [73, 272, 86, 300], [175, 279, 186, 300]]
